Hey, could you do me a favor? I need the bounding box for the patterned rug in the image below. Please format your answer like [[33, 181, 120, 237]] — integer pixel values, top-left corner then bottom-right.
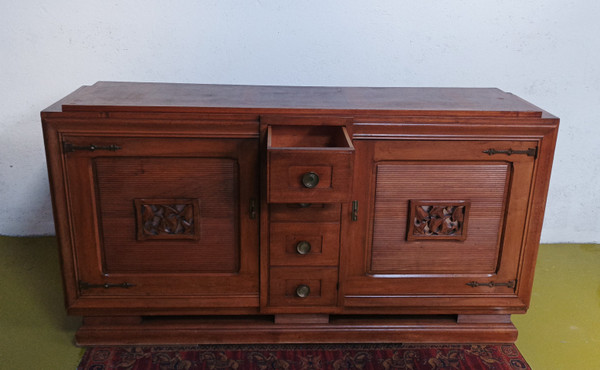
[[77, 343, 530, 369]]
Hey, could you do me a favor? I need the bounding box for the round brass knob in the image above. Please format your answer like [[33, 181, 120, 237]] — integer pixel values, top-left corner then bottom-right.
[[301, 172, 319, 188], [296, 241, 312, 255], [295, 284, 311, 298]]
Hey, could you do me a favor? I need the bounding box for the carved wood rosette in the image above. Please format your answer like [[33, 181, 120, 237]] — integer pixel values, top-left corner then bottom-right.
[[407, 200, 470, 241], [134, 199, 200, 240]]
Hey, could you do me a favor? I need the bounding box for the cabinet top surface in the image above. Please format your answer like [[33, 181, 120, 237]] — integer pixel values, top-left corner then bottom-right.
[[46, 81, 552, 118]]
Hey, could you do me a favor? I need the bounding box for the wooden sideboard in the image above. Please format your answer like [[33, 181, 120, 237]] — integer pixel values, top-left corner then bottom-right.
[[41, 82, 559, 345]]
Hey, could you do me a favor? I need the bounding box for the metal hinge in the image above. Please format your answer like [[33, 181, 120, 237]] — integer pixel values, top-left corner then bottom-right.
[[482, 148, 537, 158], [351, 200, 359, 221], [466, 280, 516, 289], [79, 280, 135, 290], [63, 142, 122, 153]]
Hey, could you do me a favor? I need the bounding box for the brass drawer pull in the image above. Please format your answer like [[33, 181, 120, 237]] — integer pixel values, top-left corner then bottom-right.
[[296, 241, 312, 255], [301, 172, 320, 188], [295, 284, 311, 298]]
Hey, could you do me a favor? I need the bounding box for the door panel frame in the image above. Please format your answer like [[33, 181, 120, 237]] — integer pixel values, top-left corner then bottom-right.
[[341, 138, 538, 311], [59, 133, 259, 312]]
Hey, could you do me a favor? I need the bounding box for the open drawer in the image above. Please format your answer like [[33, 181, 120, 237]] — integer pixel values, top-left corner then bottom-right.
[[267, 125, 354, 203]]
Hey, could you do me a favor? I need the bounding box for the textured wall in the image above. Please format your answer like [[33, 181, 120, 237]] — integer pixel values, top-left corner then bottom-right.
[[1, 1, 598, 242]]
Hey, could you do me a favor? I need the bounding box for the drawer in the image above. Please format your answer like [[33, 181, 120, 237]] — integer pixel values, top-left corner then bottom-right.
[[270, 222, 340, 266], [269, 267, 338, 307], [270, 203, 341, 222], [267, 125, 354, 203]]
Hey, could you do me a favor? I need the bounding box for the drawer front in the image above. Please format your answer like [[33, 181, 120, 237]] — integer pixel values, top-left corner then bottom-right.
[[270, 222, 340, 266], [268, 150, 354, 203], [269, 267, 338, 307], [270, 203, 341, 223]]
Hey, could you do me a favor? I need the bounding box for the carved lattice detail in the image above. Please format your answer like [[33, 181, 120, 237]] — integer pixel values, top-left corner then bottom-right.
[[135, 199, 200, 240], [407, 200, 470, 241]]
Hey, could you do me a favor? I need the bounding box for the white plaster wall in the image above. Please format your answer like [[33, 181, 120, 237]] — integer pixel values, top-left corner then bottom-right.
[[1, 0, 598, 242]]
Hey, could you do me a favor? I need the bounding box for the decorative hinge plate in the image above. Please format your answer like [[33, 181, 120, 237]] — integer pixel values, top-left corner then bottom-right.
[[466, 280, 516, 289], [482, 148, 537, 158], [63, 142, 122, 153], [79, 280, 135, 290]]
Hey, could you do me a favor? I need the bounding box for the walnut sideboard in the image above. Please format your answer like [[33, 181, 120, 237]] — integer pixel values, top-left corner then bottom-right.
[[41, 82, 559, 345]]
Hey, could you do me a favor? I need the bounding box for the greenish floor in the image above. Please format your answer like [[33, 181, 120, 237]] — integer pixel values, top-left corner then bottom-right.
[[513, 243, 600, 369], [0, 237, 83, 369], [1, 237, 598, 369]]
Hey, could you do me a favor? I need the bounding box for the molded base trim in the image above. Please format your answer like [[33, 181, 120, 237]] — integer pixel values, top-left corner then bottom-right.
[[75, 314, 517, 346]]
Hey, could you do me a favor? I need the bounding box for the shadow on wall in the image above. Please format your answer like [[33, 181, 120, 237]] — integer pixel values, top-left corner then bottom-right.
[[1, 162, 56, 236]]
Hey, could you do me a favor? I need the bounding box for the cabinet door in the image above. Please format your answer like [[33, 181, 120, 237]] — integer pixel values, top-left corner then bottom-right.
[[60, 135, 259, 312], [342, 139, 537, 311]]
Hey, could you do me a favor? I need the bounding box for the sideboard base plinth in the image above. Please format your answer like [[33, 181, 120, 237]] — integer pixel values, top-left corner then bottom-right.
[[75, 315, 517, 346]]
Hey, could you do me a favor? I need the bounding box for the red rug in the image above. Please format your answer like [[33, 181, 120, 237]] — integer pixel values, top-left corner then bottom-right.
[[77, 343, 530, 369]]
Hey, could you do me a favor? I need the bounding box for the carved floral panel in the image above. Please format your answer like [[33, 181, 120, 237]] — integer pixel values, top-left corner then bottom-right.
[[135, 199, 200, 240], [407, 200, 470, 241]]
